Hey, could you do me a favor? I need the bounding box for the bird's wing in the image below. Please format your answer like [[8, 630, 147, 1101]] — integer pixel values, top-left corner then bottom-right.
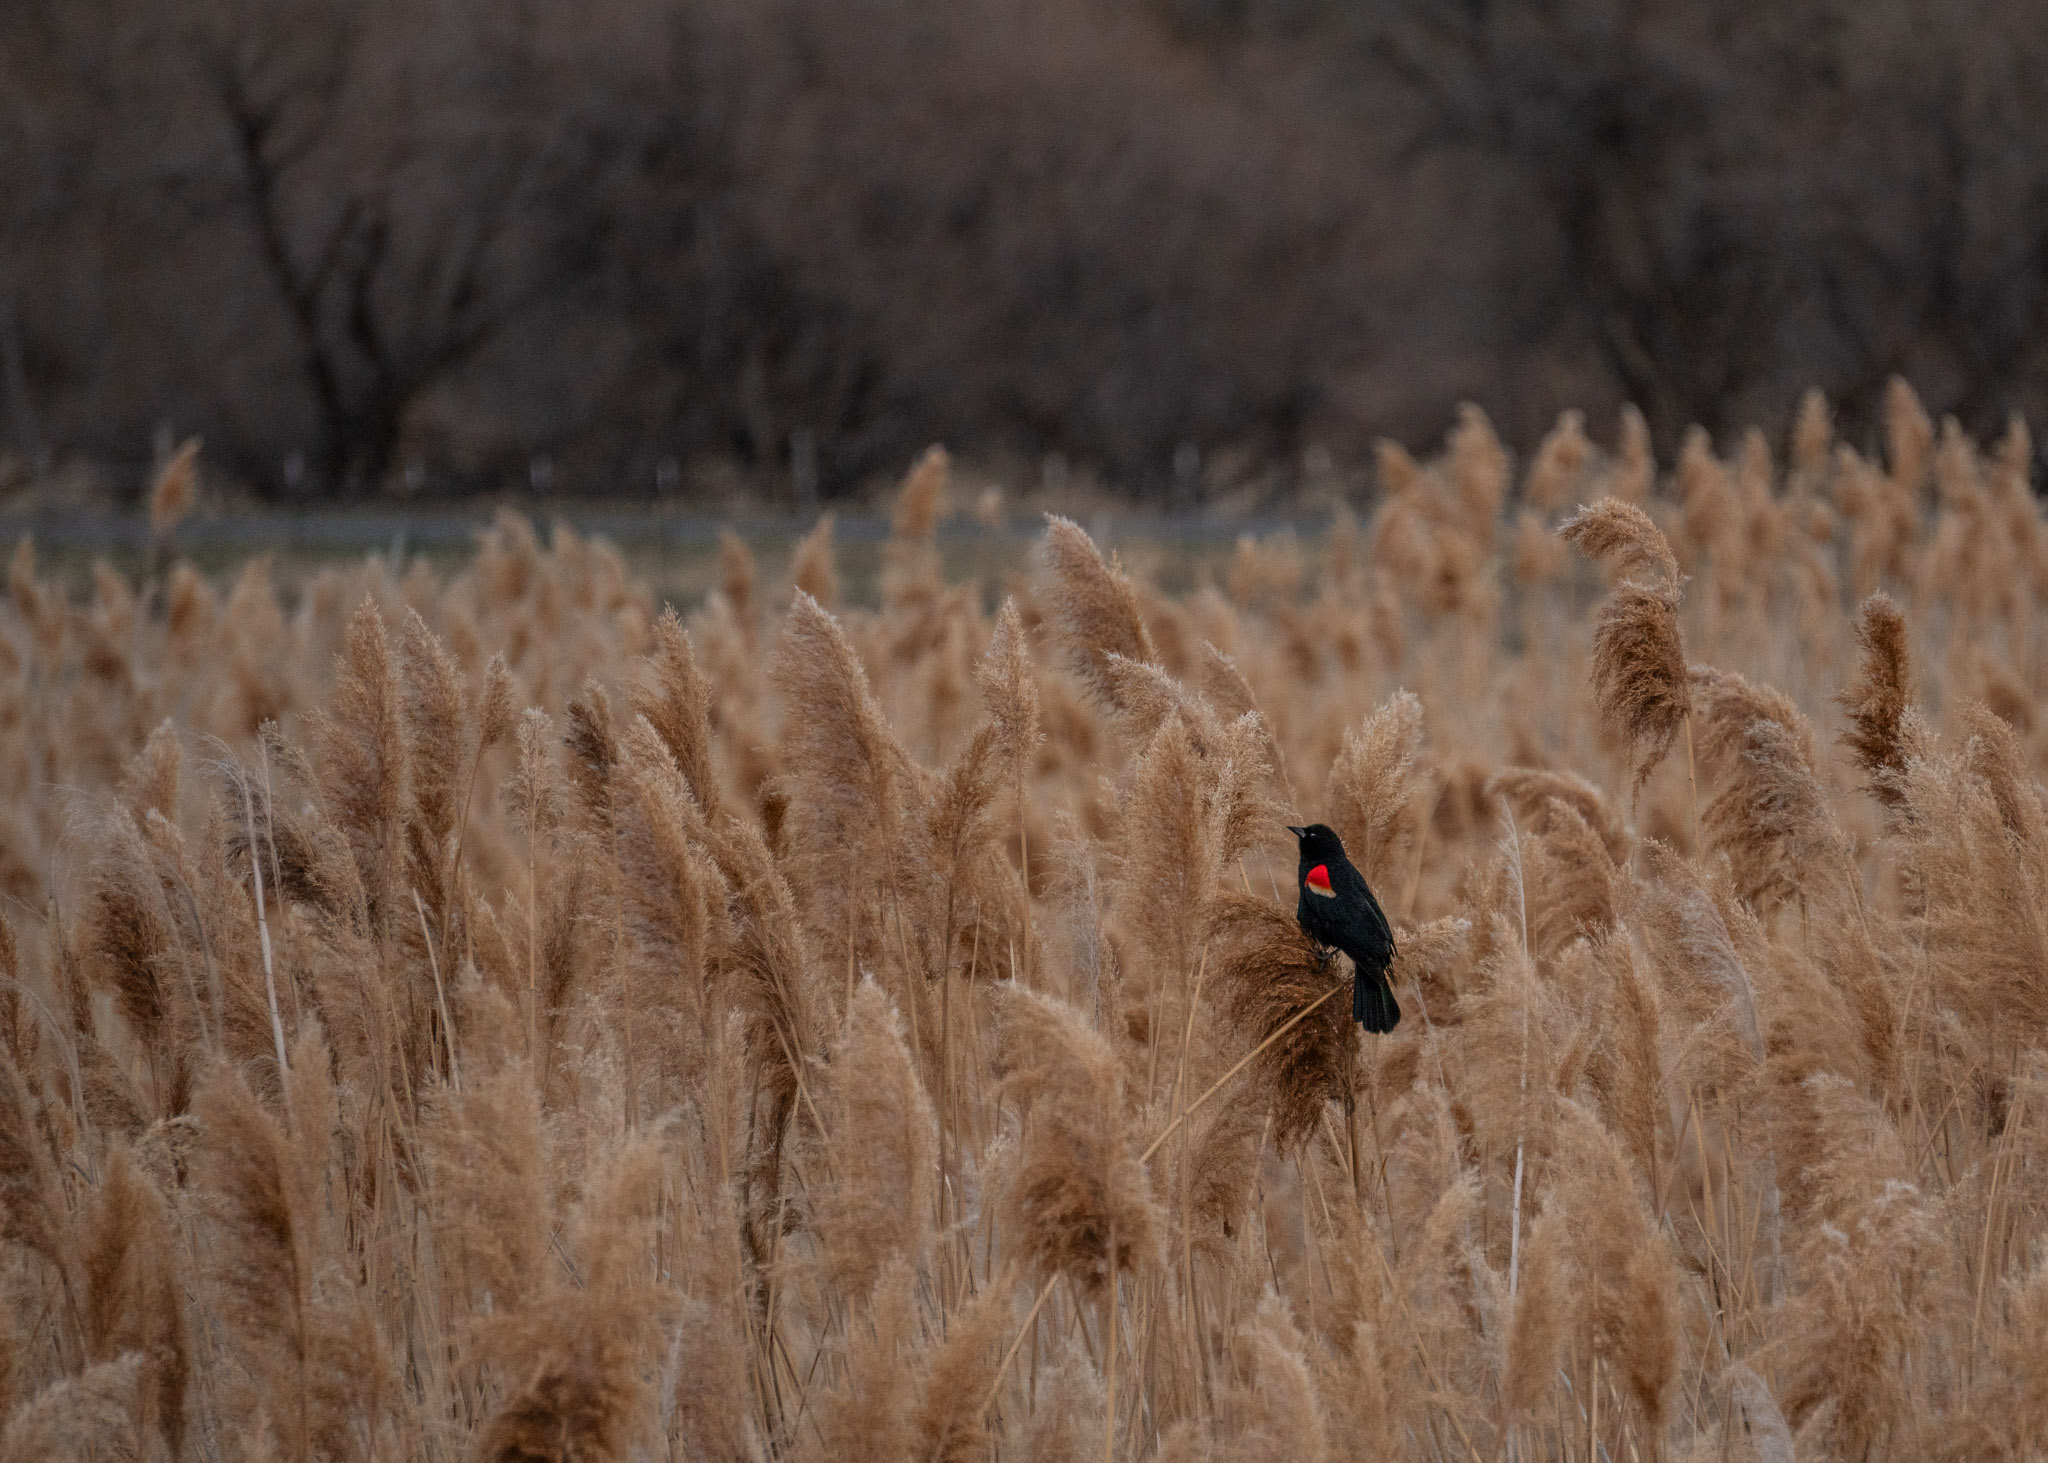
[[1337, 863, 1396, 969]]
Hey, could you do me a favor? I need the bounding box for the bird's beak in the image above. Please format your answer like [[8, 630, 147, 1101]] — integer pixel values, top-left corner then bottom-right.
[[1285, 825, 1307, 838]]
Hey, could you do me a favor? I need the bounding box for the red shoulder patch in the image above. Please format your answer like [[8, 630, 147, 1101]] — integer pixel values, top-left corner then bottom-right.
[[1305, 863, 1335, 897]]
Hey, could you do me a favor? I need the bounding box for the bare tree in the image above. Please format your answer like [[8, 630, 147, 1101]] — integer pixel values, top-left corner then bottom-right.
[[183, 0, 617, 495], [1361, 0, 1798, 444]]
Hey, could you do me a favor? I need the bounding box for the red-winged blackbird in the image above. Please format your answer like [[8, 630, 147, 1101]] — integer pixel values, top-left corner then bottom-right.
[[1287, 823, 1399, 1033]]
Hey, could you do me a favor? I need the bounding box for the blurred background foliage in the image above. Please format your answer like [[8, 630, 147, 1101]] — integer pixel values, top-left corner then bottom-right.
[[3, 0, 2046, 502]]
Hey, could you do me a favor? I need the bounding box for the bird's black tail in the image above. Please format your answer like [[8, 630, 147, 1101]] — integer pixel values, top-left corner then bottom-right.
[[1353, 967, 1400, 1034]]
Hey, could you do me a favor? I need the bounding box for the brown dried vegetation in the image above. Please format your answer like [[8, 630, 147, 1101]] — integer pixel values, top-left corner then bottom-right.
[[0, 393, 2042, 1459]]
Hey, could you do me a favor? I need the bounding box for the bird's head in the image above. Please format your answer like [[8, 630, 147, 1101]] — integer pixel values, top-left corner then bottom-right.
[[1285, 823, 1347, 862]]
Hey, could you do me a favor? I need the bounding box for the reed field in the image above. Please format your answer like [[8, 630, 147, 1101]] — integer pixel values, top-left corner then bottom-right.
[[4, 383, 2048, 1462]]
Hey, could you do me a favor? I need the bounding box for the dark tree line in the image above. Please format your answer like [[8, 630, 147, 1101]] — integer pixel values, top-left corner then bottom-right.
[[4, 0, 2048, 501]]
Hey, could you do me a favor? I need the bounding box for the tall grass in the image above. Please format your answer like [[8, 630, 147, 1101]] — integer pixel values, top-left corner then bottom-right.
[[1, 382, 2045, 1460]]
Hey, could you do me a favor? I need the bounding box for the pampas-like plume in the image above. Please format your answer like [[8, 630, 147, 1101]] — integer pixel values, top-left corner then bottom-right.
[[399, 609, 465, 921], [1791, 389, 1834, 480], [1524, 409, 1593, 513], [0, 1354, 150, 1461], [0, 1045, 72, 1282], [718, 528, 757, 624], [1885, 375, 1935, 501], [1587, 936, 1663, 1193], [1560, 501, 1692, 799], [1781, 1075, 1952, 1459], [1561, 498, 1679, 586], [613, 718, 719, 1101], [791, 511, 840, 606], [120, 718, 181, 824], [976, 600, 1041, 778], [149, 437, 200, 537], [563, 679, 619, 835], [1449, 403, 1508, 553], [1037, 517, 1159, 706], [0, 912, 23, 1067], [772, 590, 924, 993], [86, 806, 208, 1113], [772, 592, 915, 845], [977, 601, 1042, 926], [1502, 1202, 1570, 1418], [503, 709, 563, 846], [698, 810, 818, 1290], [1556, 1102, 1680, 1437], [1224, 1292, 1331, 1462], [1692, 666, 1839, 911], [194, 1044, 387, 1463], [1207, 893, 1353, 1152], [1612, 404, 1654, 502], [78, 1141, 188, 1457], [1016, 1338, 1105, 1463], [1487, 766, 1631, 866], [421, 1058, 548, 1318], [1327, 689, 1423, 887], [994, 986, 1159, 1295], [912, 1281, 1009, 1463], [316, 600, 404, 917], [813, 978, 937, 1294], [792, 1263, 920, 1463], [631, 609, 720, 819], [1837, 591, 1917, 811], [471, 1137, 668, 1463], [894, 445, 950, 544]]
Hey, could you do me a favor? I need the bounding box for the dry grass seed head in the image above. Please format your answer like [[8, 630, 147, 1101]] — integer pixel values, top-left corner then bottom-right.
[[1559, 498, 1680, 587], [563, 678, 619, 835], [893, 445, 950, 544], [1885, 375, 1935, 500], [1207, 893, 1353, 1153], [717, 528, 756, 623], [910, 1275, 1010, 1463], [120, 719, 181, 825], [422, 1061, 549, 1317], [1791, 389, 1834, 478], [1555, 1102, 1679, 1434], [1781, 1074, 1953, 1458], [0, 1353, 150, 1462], [1327, 689, 1423, 886], [1223, 1292, 1330, 1463], [994, 985, 1158, 1294], [1588, 580, 1691, 800], [194, 1055, 386, 1463], [1036, 517, 1159, 706], [1612, 404, 1655, 502], [1691, 667, 1837, 911], [399, 609, 465, 850], [503, 708, 563, 845], [1838, 592, 1918, 814], [631, 609, 719, 820], [1488, 766, 1631, 866], [472, 1138, 669, 1463], [790, 511, 840, 606], [1524, 408, 1592, 513], [814, 978, 937, 1293], [976, 598, 1042, 773], [315, 599, 406, 914], [149, 437, 201, 536], [1503, 1201, 1572, 1417], [791, 1260, 920, 1463]]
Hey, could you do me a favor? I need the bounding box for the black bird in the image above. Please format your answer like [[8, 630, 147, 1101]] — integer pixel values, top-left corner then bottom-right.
[[1286, 823, 1399, 1033]]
